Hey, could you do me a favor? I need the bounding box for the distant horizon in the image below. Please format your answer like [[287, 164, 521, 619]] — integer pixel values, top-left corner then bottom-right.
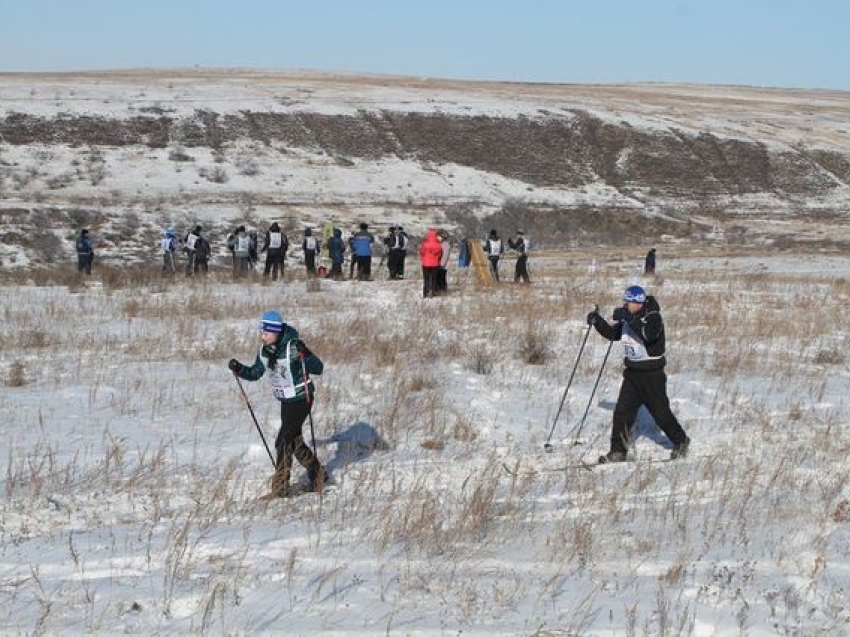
[[1, 65, 846, 94], [2, 1, 848, 92]]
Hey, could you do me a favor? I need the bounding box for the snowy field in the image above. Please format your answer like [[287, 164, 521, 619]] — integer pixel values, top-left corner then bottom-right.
[[2, 248, 850, 635]]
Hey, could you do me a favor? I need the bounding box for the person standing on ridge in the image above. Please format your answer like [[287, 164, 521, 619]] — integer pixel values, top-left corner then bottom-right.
[[586, 285, 690, 463], [75, 228, 95, 275], [229, 311, 328, 499], [644, 248, 657, 275]]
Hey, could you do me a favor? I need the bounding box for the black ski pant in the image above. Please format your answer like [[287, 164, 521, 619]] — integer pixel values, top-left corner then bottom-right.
[[514, 255, 529, 283], [271, 399, 321, 494], [77, 253, 93, 275], [387, 249, 403, 279], [422, 266, 439, 297], [436, 267, 448, 292], [488, 256, 500, 281], [264, 255, 284, 280], [610, 367, 688, 455], [305, 251, 317, 276], [184, 251, 196, 276], [356, 255, 372, 280]]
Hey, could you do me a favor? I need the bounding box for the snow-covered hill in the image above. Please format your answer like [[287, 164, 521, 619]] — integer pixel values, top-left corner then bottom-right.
[[1, 69, 850, 271]]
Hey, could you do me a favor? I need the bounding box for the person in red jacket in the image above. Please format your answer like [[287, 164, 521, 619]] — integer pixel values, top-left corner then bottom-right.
[[419, 228, 443, 298]]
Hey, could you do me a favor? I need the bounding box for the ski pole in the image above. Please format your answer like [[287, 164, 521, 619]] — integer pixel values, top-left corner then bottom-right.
[[570, 338, 614, 443], [300, 354, 319, 456], [234, 375, 275, 467], [543, 309, 596, 452]]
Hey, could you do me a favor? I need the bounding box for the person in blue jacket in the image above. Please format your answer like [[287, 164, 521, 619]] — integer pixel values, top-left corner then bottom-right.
[[229, 311, 328, 498], [350, 223, 375, 280], [75, 229, 94, 275]]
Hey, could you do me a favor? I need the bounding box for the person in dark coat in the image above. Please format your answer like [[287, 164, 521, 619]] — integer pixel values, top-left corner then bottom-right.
[[229, 311, 328, 499], [302, 228, 320, 277], [397, 226, 409, 278], [384, 226, 406, 280], [586, 285, 690, 463], [262, 222, 288, 281], [507, 229, 530, 284], [327, 228, 346, 279], [194, 232, 211, 274], [75, 229, 94, 275], [644, 248, 657, 275], [183, 225, 202, 276]]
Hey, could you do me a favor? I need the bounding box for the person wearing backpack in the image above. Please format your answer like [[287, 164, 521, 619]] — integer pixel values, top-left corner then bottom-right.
[[75, 229, 94, 275], [262, 222, 288, 281], [228, 311, 328, 499], [302, 228, 320, 277], [507, 229, 531, 284], [161, 227, 178, 275]]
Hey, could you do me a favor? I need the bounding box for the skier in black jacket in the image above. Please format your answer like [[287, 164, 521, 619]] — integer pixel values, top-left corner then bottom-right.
[[586, 285, 690, 463]]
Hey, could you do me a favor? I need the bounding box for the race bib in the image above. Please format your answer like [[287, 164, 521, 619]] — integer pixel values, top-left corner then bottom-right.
[[621, 324, 652, 361]]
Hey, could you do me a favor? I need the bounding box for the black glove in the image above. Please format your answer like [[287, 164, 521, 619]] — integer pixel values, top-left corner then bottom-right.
[[612, 307, 632, 323], [586, 310, 601, 326], [228, 359, 243, 374]]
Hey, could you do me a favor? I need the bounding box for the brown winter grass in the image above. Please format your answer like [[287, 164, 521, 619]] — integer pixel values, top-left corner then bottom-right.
[[2, 249, 850, 633]]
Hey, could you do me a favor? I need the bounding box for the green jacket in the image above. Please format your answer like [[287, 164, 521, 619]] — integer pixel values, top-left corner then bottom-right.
[[236, 324, 323, 403]]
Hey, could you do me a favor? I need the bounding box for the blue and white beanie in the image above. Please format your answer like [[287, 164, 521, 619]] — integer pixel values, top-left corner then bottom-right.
[[259, 310, 284, 333], [622, 285, 647, 304]]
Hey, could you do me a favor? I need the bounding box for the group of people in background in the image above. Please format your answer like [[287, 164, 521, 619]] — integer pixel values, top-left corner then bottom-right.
[[482, 228, 530, 284], [73, 222, 562, 291], [160, 225, 212, 276]]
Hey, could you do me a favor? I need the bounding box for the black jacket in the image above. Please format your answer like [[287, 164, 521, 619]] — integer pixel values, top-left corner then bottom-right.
[[592, 296, 666, 371]]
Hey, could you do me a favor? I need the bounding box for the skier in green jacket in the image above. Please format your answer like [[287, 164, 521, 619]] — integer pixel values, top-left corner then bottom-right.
[[229, 311, 328, 498]]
